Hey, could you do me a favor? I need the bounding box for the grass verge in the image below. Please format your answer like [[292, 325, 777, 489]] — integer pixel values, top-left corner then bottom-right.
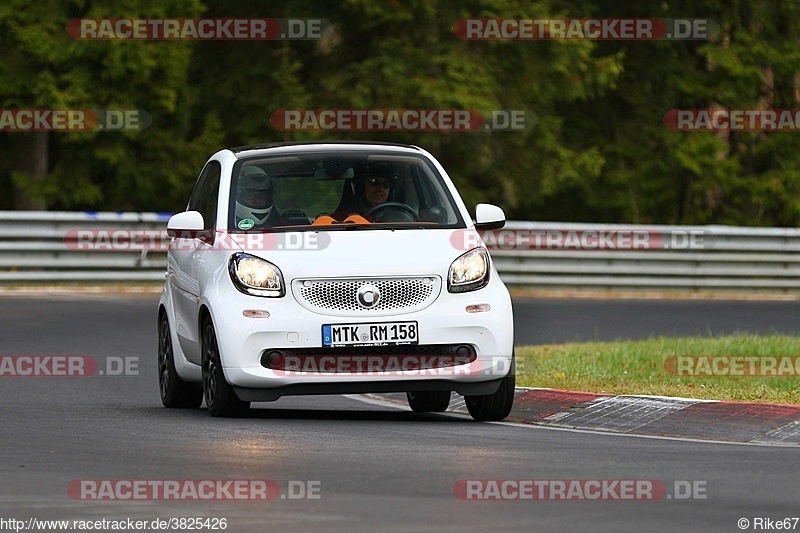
[[516, 335, 800, 404]]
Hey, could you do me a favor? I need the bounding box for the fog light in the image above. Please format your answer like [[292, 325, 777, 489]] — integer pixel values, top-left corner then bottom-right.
[[465, 304, 491, 313], [456, 345, 473, 356], [261, 351, 284, 369]]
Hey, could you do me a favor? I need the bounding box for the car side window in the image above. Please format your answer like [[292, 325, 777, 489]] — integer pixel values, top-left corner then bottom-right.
[[188, 161, 221, 230]]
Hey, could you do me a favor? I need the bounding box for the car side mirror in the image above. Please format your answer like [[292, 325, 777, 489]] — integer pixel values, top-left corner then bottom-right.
[[474, 203, 505, 230], [167, 211, 211, 240]]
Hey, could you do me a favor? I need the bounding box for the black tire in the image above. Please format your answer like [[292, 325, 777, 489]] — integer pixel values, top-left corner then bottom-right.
[[202, 318, 250, 417], [465, 356, 515, 421], [406, 390, 451, 412], [158, 313, 202, 408]]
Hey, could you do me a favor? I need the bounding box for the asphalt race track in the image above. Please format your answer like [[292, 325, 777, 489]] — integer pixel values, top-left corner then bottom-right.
[[512, 297, 800, 344], [1, 294, 798, 532]]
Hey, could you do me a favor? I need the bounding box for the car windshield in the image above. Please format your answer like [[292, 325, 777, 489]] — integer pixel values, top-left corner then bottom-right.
[[228, 150, 465, 231]]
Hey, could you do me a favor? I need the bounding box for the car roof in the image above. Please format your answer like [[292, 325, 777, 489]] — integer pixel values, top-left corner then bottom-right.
[[229, 141, 423, 159]]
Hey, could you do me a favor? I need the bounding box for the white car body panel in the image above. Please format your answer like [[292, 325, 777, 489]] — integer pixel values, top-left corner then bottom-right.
[[159, 142, 514, 402]]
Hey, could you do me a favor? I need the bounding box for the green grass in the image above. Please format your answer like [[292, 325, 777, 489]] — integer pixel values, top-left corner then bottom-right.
[[515, 335, 800, 404]]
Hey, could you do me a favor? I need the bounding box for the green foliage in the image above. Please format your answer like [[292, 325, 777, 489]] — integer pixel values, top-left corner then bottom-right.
[[0, 0, 798, 225], [0, 0, 221, 211], [564, 0, 800, 224], [516, 334, 800, 403]]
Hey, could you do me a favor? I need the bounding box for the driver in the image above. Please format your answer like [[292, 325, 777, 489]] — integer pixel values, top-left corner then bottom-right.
[[354, 162, 397, 218], [327, 162, 409, 223], [235, 165, 278, 228]]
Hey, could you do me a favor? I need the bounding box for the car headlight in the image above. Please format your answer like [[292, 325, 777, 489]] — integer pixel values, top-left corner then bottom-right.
[[448, 247, 490, 293], [228, 253, 285, 297]]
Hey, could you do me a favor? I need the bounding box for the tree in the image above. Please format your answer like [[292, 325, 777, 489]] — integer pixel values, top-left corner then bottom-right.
[[0, 0, 222, 211], [190, 0, 623, 220], [559, 0, 800, 225]]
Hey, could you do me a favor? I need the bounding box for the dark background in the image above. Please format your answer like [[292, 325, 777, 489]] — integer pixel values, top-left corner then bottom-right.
[[1, 1, 798, 227]]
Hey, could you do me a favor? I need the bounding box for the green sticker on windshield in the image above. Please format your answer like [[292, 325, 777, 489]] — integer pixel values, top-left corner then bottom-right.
[[238, 219, 255, 230]]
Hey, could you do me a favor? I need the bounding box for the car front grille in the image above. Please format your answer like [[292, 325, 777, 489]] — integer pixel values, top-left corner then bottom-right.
[[291, 276, 441, 316]]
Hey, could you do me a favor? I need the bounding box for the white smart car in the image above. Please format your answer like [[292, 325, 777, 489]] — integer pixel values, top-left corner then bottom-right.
[[158, 141, 515, 420]]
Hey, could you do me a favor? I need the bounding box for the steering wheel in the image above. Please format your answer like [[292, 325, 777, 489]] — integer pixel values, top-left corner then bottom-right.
[[364, 202, 420, 222]]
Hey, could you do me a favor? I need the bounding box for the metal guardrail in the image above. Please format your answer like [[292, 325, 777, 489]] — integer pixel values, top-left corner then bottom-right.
[[1, 211, 800, 291], [0, 211, 170, 282], [488, 221, 800, 290]]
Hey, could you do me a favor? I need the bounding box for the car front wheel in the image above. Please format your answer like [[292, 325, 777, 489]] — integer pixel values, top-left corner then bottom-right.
[[406, 390, 451, 412], [202, 317, 250, 417], [158, 313, 202, 408], [465, 355, 515, 421]]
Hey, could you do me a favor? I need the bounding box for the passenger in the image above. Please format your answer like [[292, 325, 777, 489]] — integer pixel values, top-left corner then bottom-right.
[[234, 166, 278, 228]]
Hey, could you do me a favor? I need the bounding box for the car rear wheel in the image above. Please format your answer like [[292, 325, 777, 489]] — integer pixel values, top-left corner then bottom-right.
[[465, 355, 515, 421], [202, 317, 250, 417], [158, 313, 202, 408], [406, 390, 451, 412]]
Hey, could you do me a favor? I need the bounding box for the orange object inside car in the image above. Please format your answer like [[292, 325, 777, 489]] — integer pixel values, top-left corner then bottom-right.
[[312, 214, 371, 226], [343, 214, 370, 224]]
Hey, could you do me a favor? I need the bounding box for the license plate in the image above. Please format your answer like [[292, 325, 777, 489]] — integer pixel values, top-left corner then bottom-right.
[[322, 321, 419, 347]]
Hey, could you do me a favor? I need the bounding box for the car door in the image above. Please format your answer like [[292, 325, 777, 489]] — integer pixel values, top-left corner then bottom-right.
[[169, 160, 221, 365]]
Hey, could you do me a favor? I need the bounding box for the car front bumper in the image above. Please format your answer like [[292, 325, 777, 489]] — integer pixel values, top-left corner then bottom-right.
[[207, 277, 514, 397]]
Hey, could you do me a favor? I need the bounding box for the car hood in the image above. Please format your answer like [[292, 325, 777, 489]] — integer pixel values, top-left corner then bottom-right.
[[224, 228, 481, 280]]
